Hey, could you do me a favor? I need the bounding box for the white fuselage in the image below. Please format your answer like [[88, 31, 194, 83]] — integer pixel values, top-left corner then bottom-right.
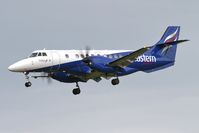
[[8, 50, 132, 72]]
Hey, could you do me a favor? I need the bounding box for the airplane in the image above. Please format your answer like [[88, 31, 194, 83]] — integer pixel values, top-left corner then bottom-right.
[[8, 26, 188, 95]]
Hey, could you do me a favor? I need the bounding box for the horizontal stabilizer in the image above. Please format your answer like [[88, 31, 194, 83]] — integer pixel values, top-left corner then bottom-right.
[[156, 39, 189, 46]]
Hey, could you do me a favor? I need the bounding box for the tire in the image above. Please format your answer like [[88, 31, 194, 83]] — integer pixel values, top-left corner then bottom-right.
[[111, 79, 119, 85], [72, 88, 81, 95], [25, 82, 32, 87]]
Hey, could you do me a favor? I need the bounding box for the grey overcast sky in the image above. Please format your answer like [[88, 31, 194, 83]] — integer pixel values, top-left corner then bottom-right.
[[0, 0, 198, 133]]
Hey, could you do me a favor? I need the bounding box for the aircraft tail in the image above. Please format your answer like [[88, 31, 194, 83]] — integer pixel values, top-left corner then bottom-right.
[[139, 26, 188, 73], [151, 26, 187, 61]]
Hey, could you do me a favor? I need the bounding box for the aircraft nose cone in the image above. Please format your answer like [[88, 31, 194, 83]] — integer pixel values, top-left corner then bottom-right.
[[8, 59, 32, 72], [8, 64, 16, 72]]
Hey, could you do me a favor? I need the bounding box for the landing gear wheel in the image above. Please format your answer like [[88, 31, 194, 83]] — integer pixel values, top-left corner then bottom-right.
[[72, 82, 81, 95], [25, 81, 32, 87], [111, 78, 120, 85], [72, 88, 81, 95]]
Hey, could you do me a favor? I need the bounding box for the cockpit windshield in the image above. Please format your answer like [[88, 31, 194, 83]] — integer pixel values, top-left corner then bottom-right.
[[29, 52, 47, 58], [29, 53, 38, 57]]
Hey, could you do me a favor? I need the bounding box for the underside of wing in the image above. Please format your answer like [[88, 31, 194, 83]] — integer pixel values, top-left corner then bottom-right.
[[70, 70, 115, 82]]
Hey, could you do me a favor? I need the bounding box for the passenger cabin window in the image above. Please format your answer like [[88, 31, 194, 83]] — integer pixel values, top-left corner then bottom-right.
[[80, 54, 84, 58], [65, 54, 69, 58], [75, 54, 79, 58]]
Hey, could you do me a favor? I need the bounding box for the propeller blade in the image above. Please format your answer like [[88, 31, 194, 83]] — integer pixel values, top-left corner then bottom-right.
[[79, 46, 93, 67], [47, 77, 52, 84], [85, 45, 90, 57], [79, 45, 91, 58], [40, 72, 53, 84]]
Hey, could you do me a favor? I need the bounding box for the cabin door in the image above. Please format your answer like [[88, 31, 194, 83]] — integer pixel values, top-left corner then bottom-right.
[[51, 52, 60, 71]]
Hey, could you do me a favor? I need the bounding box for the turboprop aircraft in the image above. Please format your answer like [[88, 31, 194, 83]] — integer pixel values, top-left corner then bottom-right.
[[8, 26, 188, 95]]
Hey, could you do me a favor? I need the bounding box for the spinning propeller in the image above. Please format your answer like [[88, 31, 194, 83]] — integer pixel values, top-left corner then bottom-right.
[[32, 72, 53, 84], [80, 46, 93, 66], [41, 72, 53, 84]]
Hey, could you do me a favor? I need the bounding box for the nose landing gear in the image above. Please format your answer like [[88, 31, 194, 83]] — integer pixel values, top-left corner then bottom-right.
[[24, 72, 32, 87], [72, 82, 81, 95], [25, 81, 32, 87]]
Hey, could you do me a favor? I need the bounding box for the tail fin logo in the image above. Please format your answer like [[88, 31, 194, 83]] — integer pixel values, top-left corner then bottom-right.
[[161, 28, 179, 55], [161, 45, 172, 55], [164, 28, 179, 43]]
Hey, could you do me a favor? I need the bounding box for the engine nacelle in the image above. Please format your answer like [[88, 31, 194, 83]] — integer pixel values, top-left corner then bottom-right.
[[88, 56, 122, 73], [91, 63, 117, 73]]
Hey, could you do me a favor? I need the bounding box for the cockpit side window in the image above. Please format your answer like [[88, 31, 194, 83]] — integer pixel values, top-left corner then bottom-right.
[[29, 52, 38, 57], [42, 52, 47, 56], [38, 52, 42, 56]]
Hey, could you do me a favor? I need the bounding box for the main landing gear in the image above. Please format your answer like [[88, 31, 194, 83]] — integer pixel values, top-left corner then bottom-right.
[[24, 72, 32, 87], [72, 82, 81, 95], [111, 77, 120, 85]]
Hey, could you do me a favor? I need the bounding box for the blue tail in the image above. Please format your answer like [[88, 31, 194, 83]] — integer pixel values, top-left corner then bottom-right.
[[152, 26, 180, 61], [142, 26, 188, 73]]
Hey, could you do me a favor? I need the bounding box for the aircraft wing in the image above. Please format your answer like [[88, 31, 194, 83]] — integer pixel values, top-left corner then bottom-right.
[[65, 47, 149, 81], [108, 47, 149, 68]]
